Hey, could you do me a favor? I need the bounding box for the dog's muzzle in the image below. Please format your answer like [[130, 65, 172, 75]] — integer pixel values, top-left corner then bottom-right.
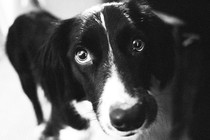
[[107, 90, 157, 136]]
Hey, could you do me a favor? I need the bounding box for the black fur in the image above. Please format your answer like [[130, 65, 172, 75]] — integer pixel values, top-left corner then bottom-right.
[[6, 11, 57, 124]]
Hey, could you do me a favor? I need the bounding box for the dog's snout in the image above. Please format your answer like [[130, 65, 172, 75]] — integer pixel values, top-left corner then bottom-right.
[[109, 103, 146, 131]]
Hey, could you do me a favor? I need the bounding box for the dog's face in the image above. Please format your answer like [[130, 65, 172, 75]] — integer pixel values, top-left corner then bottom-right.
[[43, 0, 175, 138]]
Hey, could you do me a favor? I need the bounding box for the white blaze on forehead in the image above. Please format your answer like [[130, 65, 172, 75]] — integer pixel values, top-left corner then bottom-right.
[[81, 2, 123, 22], [98, 64, 139, 137], [99, 12, 114, 63], [98, 10, 139, 137], [82, 4, 140, 137], [99, 11, 138, 113], [100, 12, 107, 31], [97, 25, 139, 136]]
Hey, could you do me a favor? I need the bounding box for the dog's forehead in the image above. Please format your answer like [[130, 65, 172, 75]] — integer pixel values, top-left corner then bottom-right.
[[81, 2, 124, 19], [78, 2, 133, 30], [72, 2, 135, 52], [76, 1, 154, 37]]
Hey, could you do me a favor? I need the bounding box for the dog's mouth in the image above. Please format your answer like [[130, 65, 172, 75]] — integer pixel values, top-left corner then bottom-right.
[[102, 123, 143, 138]]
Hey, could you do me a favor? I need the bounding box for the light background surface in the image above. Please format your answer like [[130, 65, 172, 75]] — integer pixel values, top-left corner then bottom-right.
[[0, 0, 100, 139]]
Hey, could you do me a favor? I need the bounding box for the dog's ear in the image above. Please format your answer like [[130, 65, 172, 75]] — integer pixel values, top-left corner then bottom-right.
[[41, 20, 71, 69], [40, 19, 85, 103]]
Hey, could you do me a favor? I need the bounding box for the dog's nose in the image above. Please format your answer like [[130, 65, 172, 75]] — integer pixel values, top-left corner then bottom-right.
[[109, 103, 146, 131]]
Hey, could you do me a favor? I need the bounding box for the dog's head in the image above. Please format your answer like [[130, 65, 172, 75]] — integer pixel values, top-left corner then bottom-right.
[[41, 0, 177, 138]]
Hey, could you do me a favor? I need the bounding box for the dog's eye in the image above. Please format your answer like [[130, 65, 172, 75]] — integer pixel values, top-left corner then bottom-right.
[[132, 39, 145, 52], [75, 48, 93, 65]]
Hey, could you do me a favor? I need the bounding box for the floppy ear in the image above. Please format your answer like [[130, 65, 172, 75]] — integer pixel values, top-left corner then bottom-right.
[[40, 19, 85, 104]]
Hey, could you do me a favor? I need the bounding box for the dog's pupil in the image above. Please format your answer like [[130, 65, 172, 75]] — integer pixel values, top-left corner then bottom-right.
[[78, 50, 87, 60], [133, 39, 144, 52]]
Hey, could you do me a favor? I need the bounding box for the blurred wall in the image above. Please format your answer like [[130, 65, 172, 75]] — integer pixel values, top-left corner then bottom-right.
[[0, 0, 101, 37], [43, 0, 101, 19]]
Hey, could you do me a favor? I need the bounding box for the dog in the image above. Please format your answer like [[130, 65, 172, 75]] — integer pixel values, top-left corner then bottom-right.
[[6, 0, 186, 139]]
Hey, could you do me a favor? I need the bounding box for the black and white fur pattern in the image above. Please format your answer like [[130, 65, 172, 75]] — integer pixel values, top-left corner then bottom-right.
[[6, 0, 183, 139]]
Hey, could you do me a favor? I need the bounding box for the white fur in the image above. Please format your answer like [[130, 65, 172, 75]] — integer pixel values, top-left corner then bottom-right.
[[33, 123, 46, 140], [33, 86, 52, 140], [100, 12, 107, 31], [37, 85, 52, 122], [59, 100, 121, 140], [98, 63, 141, 138], [81, 2, 123, 24], [98, 11, 141, 138]]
